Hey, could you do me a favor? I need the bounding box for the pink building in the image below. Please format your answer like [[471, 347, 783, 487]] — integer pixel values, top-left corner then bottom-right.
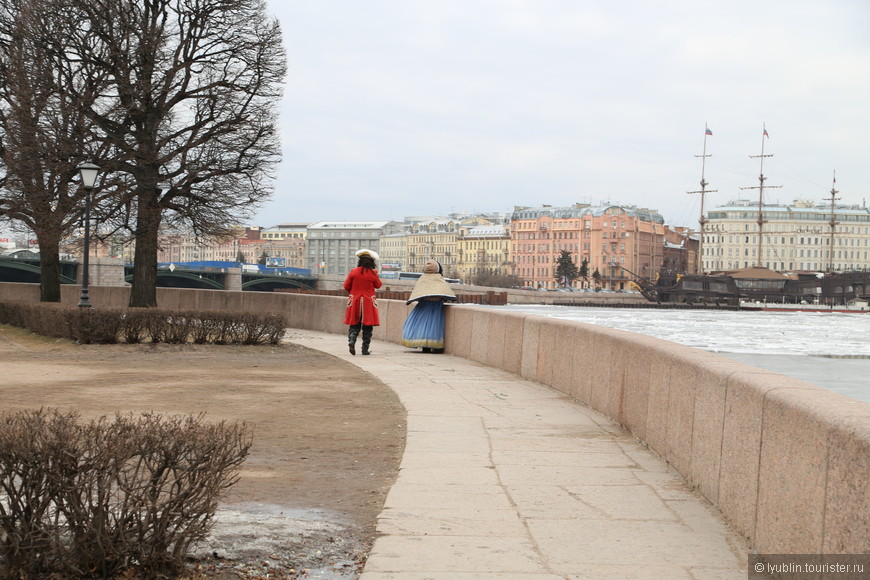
[[510, 204, 674, 290]]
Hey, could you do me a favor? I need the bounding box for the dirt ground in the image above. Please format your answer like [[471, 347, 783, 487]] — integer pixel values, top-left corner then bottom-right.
[[0, 325, 407, 579]]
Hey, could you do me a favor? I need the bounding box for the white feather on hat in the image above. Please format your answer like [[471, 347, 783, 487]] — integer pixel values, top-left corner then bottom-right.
[[355, 248, 380, 261]]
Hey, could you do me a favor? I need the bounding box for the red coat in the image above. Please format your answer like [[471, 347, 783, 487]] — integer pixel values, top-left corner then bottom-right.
[[343, 267, 382, 326]]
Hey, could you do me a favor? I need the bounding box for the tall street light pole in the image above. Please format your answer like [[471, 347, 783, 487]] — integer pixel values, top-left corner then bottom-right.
[[77, 162, 101, 308]]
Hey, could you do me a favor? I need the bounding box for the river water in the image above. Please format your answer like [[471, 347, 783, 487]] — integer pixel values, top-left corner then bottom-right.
[[491, 304, 870, 405]]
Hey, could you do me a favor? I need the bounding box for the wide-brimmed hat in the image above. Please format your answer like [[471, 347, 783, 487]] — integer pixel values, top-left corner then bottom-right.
[[355, 248, 380, 261]]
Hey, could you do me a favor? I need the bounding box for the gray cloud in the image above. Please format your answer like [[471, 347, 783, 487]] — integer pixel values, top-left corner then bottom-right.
[[260, 0, 870, 227]]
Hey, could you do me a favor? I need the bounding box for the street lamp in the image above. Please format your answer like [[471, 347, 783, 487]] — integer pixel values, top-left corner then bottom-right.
[[77, 162, 101, 308]]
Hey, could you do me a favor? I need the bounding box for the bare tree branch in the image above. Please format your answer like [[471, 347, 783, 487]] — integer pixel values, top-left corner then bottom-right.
[[60, 0, 286, 306]]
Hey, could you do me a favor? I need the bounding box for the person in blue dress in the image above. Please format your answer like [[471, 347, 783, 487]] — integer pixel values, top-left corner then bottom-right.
[[401, 259, 457, 353]]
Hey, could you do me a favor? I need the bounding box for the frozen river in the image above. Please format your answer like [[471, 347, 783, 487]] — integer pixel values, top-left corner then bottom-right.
[[490, 305, 870, 405]]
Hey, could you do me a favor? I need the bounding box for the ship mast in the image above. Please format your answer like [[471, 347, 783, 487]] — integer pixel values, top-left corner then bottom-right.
[[740, 124, 782, 268], [825, 171, 840, 272], [687, 124, 717, 274]]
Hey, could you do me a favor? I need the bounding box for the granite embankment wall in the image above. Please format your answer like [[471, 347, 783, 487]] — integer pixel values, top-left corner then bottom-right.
[[1, 282, 868, 556]]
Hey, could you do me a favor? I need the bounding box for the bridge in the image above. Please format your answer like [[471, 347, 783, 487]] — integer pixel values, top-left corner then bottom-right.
[[0, 257, 317, 291], [0, 256, 78, 284], [147, 262, 318, 291]]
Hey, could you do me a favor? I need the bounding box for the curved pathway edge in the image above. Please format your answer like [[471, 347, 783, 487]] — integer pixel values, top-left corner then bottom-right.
[[288, 331, 749, 580]]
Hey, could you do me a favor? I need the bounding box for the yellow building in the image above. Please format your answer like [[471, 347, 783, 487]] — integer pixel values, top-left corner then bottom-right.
[[378, 232, 408, 274], [405, 220, 460, 276], [456, 224, 512, 284]]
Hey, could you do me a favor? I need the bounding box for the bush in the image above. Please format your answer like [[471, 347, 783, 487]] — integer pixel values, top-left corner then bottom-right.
[[120, 309, 150, 344], [190, 312, 226, 345], [0, 409, 252, 578], [202, 311, 239, 345], [66, 308, 124, 344], [0, 303, 287, 346]]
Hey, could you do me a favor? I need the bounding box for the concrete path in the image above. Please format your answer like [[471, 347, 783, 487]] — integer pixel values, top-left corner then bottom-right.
[[288, 331, 749, 580]]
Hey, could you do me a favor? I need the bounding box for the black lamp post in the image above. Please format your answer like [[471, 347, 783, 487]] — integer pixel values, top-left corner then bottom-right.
[[77, 162, 100, 308]]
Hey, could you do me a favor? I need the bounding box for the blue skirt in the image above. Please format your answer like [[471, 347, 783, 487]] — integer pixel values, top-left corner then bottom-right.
[[401, 300, 446, 349]]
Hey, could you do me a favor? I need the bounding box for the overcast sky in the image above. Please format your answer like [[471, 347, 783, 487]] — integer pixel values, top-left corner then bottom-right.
[[256, 0, 870, 229]]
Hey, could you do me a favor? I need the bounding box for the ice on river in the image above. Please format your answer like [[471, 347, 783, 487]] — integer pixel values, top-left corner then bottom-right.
[[491, 305, 870, 404]]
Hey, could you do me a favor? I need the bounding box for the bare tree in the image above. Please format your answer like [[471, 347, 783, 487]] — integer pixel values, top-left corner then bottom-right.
[[59, 0, 286, 307], [0, 0, 108, 302]]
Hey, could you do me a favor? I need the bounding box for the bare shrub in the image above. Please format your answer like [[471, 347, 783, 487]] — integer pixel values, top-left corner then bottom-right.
[[262, 312, 288, 344], [0, 409, 252, 578], [0, 302, 12, 325], [232, 312, 287, 345], [162, 313, 195, 344], [0, 303, 64, 338], [236, 312, 267, 345], [34, 304, 70, 338], [211, 312, 241, 345], [190, 312, 223, 344], [65, 308, 123, 344], [144, 309, 172, 343], [0, 410, 78, 577], [120, 309, 149, 344], [0, 302, 287, 346], [145, 310, 199, 344]]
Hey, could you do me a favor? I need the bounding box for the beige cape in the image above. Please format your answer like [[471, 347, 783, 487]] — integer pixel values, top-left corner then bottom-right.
[[407, 273, 457, 304], [406, 260, 457, 304]]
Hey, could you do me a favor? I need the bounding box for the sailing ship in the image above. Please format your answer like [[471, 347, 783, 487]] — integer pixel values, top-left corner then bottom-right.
[[634, 267, 870, 310], [630, 126, 870, 310]]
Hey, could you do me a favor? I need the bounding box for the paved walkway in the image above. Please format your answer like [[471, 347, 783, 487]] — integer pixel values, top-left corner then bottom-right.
[[288, 331, 749, 580]]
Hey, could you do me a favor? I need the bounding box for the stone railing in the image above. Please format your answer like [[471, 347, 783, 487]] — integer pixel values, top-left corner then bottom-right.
[[1, 282, 867, 556]]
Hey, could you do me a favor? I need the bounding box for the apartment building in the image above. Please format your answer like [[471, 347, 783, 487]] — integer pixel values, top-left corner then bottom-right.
[[156, 227, 254, 263], [306, 221, 402, 276], [455, 224, 512, 283], [405, 220, 460, 277], [511, 203, 668, 290], [702, 199, 870, 272], [261, 223, 309, 241], [156, 227, 307, 269], [378, 232, 407, 273]]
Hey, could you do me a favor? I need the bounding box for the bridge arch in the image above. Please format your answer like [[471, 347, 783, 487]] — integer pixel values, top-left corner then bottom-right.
[[241, 277, 313, 291], [122, 271, 225, 290], [0, 259, 77, 284]]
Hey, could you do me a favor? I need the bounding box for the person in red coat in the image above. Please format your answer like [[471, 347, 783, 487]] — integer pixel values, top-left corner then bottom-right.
[[343, 249, 382, 355]]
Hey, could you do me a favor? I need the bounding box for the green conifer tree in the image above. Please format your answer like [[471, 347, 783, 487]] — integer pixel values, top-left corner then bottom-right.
[[554, 250, 579, 287]]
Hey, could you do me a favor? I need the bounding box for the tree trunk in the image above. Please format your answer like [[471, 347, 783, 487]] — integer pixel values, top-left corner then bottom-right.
[[128, 190, 162, 308], [37, 234, 62, 303]]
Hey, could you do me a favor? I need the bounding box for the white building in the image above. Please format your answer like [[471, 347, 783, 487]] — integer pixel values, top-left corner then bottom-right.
[[702, 199, 870, 272], [306, 221, 403, 276], [261, 223, 309, 241]]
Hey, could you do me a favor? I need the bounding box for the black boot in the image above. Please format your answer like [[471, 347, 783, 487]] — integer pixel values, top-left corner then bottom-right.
[[361, 325, 373, 355], [348, 324, 361, 355]]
